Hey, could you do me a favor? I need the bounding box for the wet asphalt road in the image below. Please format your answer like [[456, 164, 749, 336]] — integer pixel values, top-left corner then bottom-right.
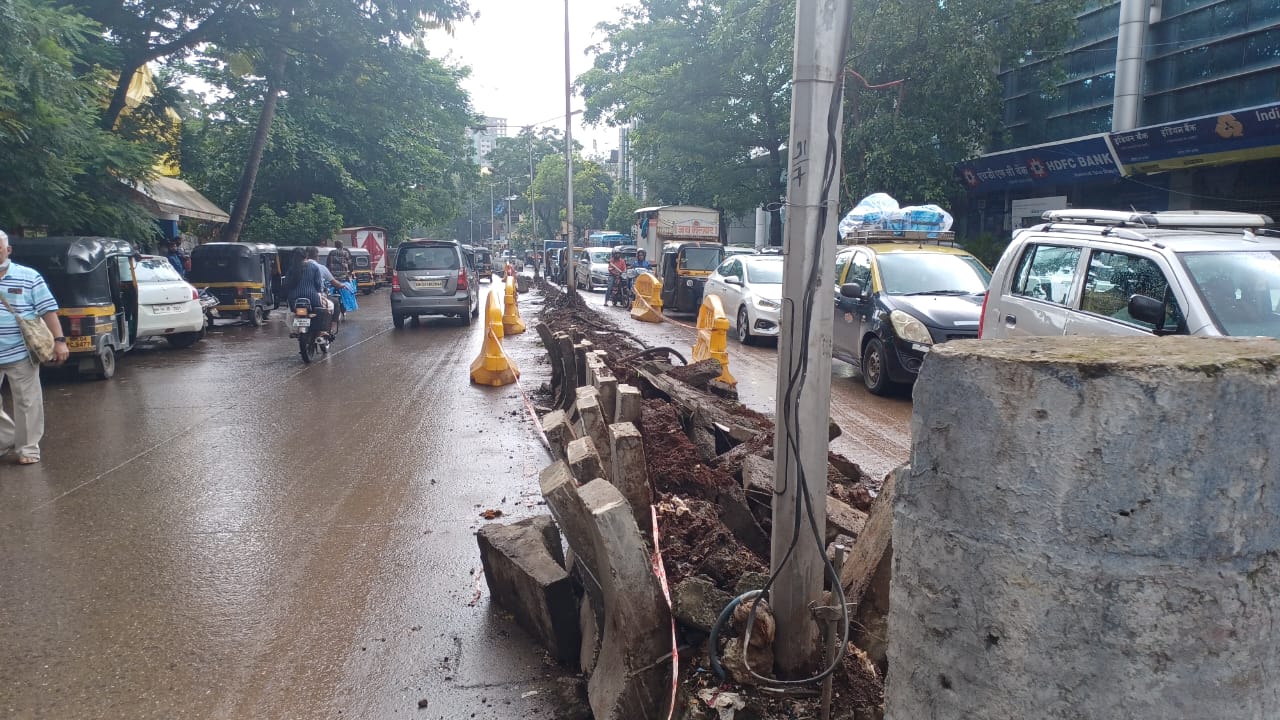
[[571, 284, 913, 481], [0, 286, 571, 720]]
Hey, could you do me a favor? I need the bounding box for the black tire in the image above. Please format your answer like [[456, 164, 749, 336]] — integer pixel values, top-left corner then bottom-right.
[[393, 313, 405, 329], [260, 308, 271, 320], [250, 305, 265, 327], [94, 346, 116, 380], [166, 331, 201, 349], [736, 306, 755, 345], [861, 337, 894, 396], [299, 335, 313, 364], [362, 288, 372, 295]]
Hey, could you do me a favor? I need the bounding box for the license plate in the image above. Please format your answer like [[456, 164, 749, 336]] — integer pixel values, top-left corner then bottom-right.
[[293, 318, 311, 328], [68, 336, 93, 351], [232, 299, 250, 308], [411, 280, 444, 290], [152, 303, 184, 315]]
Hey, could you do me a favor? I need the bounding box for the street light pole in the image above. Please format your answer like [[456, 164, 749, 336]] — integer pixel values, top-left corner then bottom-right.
[[563, 0, 576, 297], [527, 129, 538, 253], [489, 183, 496, 247]]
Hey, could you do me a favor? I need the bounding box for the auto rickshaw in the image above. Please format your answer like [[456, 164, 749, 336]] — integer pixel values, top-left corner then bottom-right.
[[659, 241, 724, 313], [8, 236, 140, 379], [188, 242, 282, 326], [473, 247, 494, 280], [348, 247, 375, 294]]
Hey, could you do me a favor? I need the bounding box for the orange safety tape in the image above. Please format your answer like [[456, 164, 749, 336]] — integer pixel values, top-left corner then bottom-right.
[[651, 504, 679, 720]]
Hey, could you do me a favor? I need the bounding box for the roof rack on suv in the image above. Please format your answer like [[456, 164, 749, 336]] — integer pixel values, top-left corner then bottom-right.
[[1042, 209, 1272, 229], [841, 228, 956, 245]]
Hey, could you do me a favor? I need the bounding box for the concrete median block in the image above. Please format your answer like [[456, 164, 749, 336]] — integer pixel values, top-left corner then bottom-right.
[[477, 516, 580, 664], [574, 386, 612, 470], [567, 436, 605, 486], [616, 384, 642, 425], [543, 410, 576, 462], [594, 369, 619, 425], [608, 422, 652, 533]]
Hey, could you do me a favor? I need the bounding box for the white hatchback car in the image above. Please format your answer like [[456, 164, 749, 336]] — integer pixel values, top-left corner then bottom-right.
[[981, 209, 1279, 340], [136, 256, 206, 348], [706, 254, 783, 344]]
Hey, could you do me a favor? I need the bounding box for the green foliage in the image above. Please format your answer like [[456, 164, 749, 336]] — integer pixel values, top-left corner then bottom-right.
[[842, 0, 1083, 209], [961, 232, 1010, 269], [531, 155, 613, 239], [606, 189, 641, 234], [0, 0, 157, 242], [241, 195, 343, 246]]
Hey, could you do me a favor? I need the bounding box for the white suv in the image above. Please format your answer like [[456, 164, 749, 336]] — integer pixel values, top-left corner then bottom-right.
[[981, 209, 1280, 340]]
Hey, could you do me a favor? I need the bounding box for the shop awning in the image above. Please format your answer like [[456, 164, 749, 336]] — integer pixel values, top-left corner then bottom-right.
[[128, 176, 230, 223]]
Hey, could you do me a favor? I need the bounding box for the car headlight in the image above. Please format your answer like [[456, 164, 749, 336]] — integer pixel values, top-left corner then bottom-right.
[[890, 310, 933, 345], [755, 297, 780, 310]]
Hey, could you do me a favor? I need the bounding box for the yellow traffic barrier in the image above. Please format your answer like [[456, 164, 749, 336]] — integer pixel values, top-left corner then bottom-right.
[[470, 288, 520, 386], [691, 293, 736, 387], [630, 271, 663, 323], [503, 276, 526, 335]]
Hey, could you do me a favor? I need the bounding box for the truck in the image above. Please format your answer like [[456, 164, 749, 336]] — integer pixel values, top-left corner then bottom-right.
[[333, 226, 388, 284], [632, 205, 720, 259]]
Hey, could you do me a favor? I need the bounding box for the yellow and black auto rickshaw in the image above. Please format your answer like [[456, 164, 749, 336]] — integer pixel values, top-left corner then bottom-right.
[[9, 236, 140, 379], [473, 247, 494, 280], [659, 241, 725, 313], [188, 242, 281, 326], [348, 247, 375, 294]]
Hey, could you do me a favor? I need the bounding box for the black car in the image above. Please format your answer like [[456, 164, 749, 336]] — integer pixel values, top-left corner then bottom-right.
[[832, 242, 990, 395]]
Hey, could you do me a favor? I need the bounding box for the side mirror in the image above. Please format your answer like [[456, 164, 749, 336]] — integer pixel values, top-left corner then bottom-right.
[[1128, 293, 1166, 327], [840, 282, 865, 300], [725, 276, 743, 286]]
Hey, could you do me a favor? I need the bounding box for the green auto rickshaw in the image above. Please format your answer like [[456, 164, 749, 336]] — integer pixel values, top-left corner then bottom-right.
[[188, 242, 282, 326], [9, 236, 140, 379], [659, 241, 724, 314]]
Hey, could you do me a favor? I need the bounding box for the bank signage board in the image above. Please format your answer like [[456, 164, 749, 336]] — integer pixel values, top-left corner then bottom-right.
[[1109, 102, 1280, 174], [955, 134, 1121, 193]]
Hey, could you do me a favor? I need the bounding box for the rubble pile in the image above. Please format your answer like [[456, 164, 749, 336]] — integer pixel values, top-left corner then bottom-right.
[[477, 282, 888, 720]]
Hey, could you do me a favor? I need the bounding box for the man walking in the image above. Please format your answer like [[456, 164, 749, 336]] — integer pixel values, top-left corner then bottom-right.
[[0, 230, 69, 465]]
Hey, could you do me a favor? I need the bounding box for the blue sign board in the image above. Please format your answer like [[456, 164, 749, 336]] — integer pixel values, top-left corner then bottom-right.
[[955, 134, 1121, 194], [1108, 102, 1280, 174]]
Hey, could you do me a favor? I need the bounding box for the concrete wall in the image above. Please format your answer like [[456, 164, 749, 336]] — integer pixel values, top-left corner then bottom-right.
[[887, 337, 1280, 719]]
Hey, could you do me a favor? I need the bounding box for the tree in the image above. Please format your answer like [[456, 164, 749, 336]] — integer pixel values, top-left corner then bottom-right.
[[579, 0, 794, 243], [0, 0, 157, 241], [841, 0, 1082, 210], [530, 154, 612, 240], [605, 189, 641, 234], [241, 195, 343, 246]]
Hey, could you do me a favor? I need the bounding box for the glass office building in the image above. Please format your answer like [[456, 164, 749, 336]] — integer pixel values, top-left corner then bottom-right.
[[957, 0, 1280, 236]]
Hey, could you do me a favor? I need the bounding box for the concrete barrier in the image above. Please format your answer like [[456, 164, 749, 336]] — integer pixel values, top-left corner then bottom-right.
[[630, 271, 663, 323], [503, 276, 526, 335], [691, 293, 736, 387], [469, 288, 519, 386], [887, 336, 1280, 719]]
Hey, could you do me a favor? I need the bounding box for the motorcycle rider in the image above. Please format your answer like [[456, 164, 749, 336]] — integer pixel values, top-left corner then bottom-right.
[[607, 250, 628, 306], [289, 246, 346, 337], [632, 248, 652, 271]]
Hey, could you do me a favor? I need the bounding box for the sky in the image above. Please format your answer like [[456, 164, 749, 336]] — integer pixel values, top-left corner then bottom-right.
[[424, 0, 631, 159]]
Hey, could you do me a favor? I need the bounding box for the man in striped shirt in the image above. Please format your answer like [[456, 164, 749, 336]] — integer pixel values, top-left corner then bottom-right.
[[0, 230, 69, 465]]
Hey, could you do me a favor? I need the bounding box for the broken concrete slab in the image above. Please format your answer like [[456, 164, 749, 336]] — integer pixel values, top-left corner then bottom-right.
[[476, 515, 580, 665], [543, 409, 576, 462], [826, 495, 868, 545], [566, 436, 605, 487], [840, 469, 896, 669], [574, 385, 612, 470], [608, 422, 652, 533], [671, 575, 733, 633], [578, 479, 671, 720]]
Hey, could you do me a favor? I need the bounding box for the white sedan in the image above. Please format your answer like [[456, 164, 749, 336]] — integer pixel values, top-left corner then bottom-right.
[[705, 254, 783, 344], [136, 256, 205, 348]]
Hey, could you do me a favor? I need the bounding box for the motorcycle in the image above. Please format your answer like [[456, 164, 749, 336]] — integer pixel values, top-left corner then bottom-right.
[[608, 268, 642, 307], [289, 297, 341, 364]]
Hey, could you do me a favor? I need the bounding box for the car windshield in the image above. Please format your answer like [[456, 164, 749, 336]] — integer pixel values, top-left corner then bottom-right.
[[136, 258, 183, 283], [1181, 251, 1280, 338], [745, 260, 783, 284], [588, 250, 611, 263], [876, 252, 990, 295], [398, 246, 459, 271], [680, 247, 723, 271]]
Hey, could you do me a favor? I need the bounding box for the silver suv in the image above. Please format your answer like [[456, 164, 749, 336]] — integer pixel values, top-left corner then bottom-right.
[[390, 239, 480, 328], [981, 209, 1279, 340]]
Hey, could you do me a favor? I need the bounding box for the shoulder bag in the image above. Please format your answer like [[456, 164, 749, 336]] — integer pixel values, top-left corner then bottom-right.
[[0, 291, 56, 364]]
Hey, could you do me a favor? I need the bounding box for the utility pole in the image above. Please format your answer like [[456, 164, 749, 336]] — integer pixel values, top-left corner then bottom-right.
[[770, 0, 853, 676], [526, 128, 538, 252], [489, 183, 496, 247], [563, 0, 577, 296]]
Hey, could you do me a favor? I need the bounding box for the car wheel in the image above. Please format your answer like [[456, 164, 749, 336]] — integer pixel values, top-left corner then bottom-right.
[[393, 313, 405, 329], [861, 337, 893, 396], [94, 346, 116, 380], [736, 306, 754, 346], [166, 331, 201, 349], [250, 305, 265, 327]]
